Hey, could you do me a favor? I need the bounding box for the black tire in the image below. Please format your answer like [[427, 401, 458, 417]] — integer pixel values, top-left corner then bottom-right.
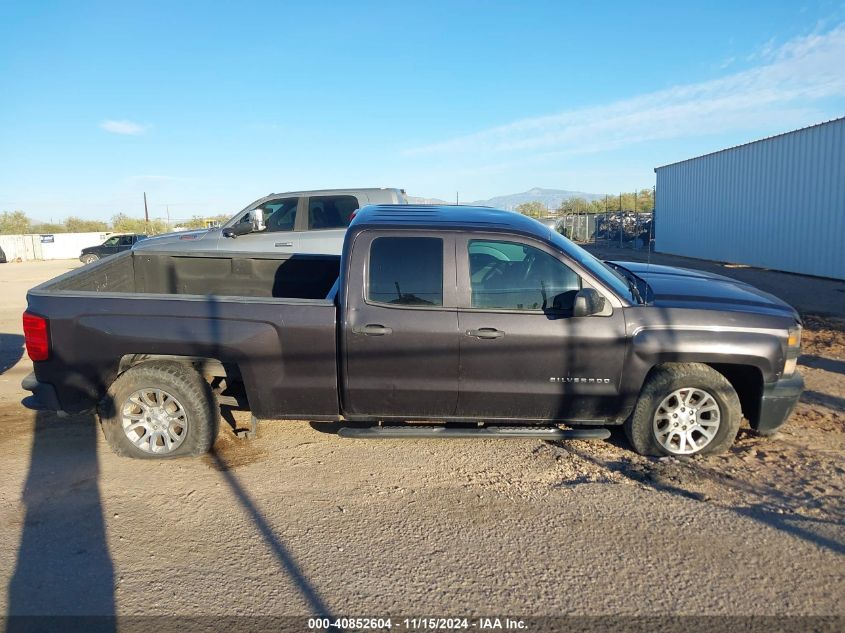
[[625, 363, 741, 457], [99, 361, 219, 459], [81, 254, 99, 264]]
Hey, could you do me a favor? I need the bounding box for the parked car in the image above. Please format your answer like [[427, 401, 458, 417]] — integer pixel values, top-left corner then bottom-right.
[[133, 187, 407, 255], [80, 234, 147, 264], [0, 245, 6, 263], [23, 204, 803, 459]]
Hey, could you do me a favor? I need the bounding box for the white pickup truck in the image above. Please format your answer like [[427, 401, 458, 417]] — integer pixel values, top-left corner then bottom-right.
[[134, 187, 407, 255]]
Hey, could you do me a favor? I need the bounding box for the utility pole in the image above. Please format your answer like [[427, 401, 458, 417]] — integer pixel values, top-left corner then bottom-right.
[[143, 192, 149, 234], [166, 205, 171, 232], [456, 192, 459, 205]]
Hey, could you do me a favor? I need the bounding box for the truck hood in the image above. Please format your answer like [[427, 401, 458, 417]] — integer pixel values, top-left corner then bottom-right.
[[133, 228, 212, 247], [608, 261, 799, 319]]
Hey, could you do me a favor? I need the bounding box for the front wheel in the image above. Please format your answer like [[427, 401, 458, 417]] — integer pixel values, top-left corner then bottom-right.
[[80, 254, 99, 264], [625, 363, 741, 456], [99, 361, 219, 458]]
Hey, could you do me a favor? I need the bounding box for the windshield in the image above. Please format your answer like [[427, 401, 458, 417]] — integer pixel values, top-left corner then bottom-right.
[[547, 229, 635, 301]]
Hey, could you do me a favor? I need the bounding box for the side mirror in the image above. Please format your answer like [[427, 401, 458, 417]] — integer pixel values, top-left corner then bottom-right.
[[252, 208, 265, 232], [573, 288, 606, 317], [222, 222, 252, 239]]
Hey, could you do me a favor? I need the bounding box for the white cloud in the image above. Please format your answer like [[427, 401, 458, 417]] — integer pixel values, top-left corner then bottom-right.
[[100, 119, 149, 135], [406, 24, 845, 158]]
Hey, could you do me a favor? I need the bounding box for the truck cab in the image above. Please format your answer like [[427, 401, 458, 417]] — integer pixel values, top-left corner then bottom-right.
[[134, 188, 407, 255]]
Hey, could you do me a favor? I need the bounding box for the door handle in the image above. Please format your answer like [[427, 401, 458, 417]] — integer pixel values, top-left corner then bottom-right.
[[353, 324, 393, 336], [275, 241, 294, 247], [466, 328, 504, 339]]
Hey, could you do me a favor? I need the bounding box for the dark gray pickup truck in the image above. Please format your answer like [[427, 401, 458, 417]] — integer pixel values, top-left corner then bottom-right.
[[22, 204, 804, 459]]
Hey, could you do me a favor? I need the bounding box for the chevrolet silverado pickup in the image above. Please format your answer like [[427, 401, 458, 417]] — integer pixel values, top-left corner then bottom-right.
[[22, 204, 804, 459]]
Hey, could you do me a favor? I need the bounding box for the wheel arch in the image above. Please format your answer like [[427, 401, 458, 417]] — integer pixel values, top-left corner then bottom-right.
[[707, 362, 764, 430], [637, 360, 763, 428], [117, 353, 238, 381]]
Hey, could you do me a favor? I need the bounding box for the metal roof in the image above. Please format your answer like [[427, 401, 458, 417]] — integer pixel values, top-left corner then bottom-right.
[[654, 116, 845, 171]]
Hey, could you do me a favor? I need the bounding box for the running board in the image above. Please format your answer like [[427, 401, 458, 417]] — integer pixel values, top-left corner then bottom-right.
[[336, 426, 610, 440]]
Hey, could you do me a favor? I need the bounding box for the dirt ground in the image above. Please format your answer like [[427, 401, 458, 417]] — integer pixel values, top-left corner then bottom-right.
[[0, 258, 843, 623]]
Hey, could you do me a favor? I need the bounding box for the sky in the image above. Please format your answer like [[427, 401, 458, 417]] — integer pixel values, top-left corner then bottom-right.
[[1, 0, 844, 222]]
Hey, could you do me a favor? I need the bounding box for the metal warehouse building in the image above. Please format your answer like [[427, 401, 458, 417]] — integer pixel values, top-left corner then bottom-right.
[[654, 117, 845, 280]]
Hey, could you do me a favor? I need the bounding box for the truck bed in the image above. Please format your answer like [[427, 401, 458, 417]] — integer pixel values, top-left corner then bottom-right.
[[26, 250, 342, 419], [44, 250, 340, 299]]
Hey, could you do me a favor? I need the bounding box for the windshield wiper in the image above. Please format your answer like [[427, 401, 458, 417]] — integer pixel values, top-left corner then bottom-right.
[[628, 278, 644, 304]]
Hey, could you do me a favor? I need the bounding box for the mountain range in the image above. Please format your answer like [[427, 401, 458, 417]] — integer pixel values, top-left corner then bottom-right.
[[407, 187, 604, 210]]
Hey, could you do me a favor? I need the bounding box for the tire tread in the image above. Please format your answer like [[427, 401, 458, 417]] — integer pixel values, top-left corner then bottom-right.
[[625, 362, 741, 456], [99, 361, 218, 459]]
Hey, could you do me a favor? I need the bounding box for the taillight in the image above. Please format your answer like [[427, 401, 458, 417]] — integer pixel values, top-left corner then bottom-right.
[[22, 312, 49, 361]]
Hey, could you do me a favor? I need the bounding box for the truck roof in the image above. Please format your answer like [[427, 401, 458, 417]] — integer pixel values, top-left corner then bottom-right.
[[352, 204, 551, 240], [264, 187, 404, 197]]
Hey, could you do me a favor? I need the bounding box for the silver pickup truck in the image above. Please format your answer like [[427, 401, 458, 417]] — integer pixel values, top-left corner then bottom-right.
[[134, 187, 407, 255]]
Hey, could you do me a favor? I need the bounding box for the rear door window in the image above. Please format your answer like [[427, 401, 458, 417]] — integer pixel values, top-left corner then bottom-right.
[[308, 195, 360, 230], [368, 237, 443, 306]]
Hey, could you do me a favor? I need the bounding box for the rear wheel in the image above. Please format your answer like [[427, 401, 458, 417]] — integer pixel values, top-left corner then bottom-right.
[[81, 254, 99, 264], [625, 363, 741, 456], [99, 361, 219, 458]]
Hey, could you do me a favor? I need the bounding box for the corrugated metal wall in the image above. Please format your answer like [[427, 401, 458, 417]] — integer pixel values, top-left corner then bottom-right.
[[655, 117, 845, 280]]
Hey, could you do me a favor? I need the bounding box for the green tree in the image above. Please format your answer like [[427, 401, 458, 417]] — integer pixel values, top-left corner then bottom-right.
[[557, 197, 590, 215], [110, 214, 167, 234], [111, 213, 147, 233], [515, 201, 547, 218], [65, 216, 109, 232], [636, 188, 654, 212], [30, 222, 67, 234], [183, 216, 208, 229], [0, 210, 32, 234], [181, 214, 229, 229]]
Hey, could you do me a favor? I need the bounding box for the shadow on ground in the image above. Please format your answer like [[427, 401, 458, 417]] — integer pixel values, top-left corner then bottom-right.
[[208, 445, 335, 619], [0, 333, 24, 375], [5, 409, 116, 632]]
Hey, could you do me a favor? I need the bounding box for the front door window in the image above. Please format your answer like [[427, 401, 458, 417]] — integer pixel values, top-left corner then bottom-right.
[[468, 240, 581, 313]]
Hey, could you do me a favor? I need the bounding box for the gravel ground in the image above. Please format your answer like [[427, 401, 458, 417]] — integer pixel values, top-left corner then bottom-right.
[[0, 259, 842, 622]]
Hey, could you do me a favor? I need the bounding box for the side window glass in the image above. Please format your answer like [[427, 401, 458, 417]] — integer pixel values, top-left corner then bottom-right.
[[468, 240, 581, 311], [308, 195, 360, 230], [258, 197, 298, 233], [119, 236, 134, 246], [368, 237, 443, 306], [103, 237, 120, 246]]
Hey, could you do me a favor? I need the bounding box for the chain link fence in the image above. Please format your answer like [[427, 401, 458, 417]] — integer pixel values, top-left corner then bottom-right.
[[551, 211, 653, 250], [554, 214, 595, 242], [593, 211, 653, 249], [563, 212, 653, 250]]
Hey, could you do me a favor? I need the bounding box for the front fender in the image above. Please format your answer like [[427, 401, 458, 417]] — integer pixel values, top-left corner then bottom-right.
[[631, 328, 783, 382], [615, 326, 785, 418]]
